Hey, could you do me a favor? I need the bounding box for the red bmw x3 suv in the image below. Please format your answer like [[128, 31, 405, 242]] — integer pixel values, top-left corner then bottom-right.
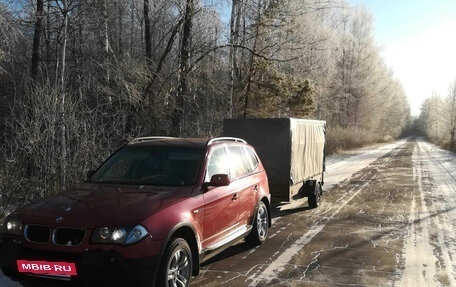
[[0, 137, 271, 287]]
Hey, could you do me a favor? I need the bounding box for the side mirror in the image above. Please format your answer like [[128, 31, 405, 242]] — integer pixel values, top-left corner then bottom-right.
[[202, 174, 230, 192], [209, 174, 230, 186]]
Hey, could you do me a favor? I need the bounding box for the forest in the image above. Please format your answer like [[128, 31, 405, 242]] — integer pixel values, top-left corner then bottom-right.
[[0, 0, 415, 216], [418, 81, 456, 150]]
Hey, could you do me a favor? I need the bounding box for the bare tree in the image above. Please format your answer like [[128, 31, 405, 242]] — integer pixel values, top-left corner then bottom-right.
[[228, 0, 244, 118], [448, 80, 456, 150], [0, 0, 416, 214], [419, 94, 448, 143], [144, 0, 152, 61], [171, 0, 195, 136], [56, 0, 69, 189], [31, 0, 44, 80]]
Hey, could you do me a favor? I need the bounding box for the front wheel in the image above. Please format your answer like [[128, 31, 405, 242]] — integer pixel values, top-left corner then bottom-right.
[[158, 238, 192, 287], [245, 201, 269, 245]]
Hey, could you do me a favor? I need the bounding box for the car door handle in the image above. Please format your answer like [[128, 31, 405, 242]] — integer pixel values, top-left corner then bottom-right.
[[232, 193, 239, 200]]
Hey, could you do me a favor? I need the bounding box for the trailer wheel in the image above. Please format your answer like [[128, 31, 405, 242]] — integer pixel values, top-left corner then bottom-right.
[[308, 182, 322, 208]]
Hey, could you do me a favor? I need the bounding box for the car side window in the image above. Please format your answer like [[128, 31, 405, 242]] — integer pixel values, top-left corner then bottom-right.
[[205, 147, 230, 182], [227, 146, 252, 179], [243, 146, 259, 171]]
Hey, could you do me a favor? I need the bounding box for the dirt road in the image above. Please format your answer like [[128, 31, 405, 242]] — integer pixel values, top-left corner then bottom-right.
[[191, 138, 456, 287], [2, 138, 456, 286]]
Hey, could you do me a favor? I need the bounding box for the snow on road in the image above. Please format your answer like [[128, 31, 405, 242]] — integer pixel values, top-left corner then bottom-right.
[[324, 139, 406, 190], [248, 138, 456, 286], [248, 139, 407, 286], [398, 139, 456, 287]]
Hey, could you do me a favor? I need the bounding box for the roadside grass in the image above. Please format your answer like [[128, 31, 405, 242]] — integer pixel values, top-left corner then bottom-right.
[[326, 126, 389, 155]]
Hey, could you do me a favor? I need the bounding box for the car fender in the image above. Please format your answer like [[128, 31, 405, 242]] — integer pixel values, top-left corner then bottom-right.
[[251, 195, 272, 228], [159, 221, 201, 276]]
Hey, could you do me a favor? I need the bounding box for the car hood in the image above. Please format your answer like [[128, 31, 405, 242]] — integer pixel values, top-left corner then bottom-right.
[[11, 184, 195, 228]]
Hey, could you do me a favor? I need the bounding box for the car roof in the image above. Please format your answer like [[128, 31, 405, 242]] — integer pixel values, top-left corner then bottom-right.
[[127, 137, 248, 149]]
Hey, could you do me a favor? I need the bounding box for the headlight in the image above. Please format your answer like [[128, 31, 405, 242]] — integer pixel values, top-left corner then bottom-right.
[[1, 218, 23, 236], [91, 225, 148, 245]]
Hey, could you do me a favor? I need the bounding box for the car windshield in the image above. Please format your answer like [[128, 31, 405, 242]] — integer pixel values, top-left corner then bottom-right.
[[89, 145, 205, 186]]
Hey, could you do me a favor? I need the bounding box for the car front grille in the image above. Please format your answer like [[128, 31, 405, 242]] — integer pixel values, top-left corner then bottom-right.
[[53, 228, 86, 246], [25, 225, 51, 243], [25, 225, 86, 246]]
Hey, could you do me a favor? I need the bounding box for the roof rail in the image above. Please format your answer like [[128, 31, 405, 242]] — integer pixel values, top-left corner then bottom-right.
[[207, 137, 247, 146], [129, 136, 176, 144]]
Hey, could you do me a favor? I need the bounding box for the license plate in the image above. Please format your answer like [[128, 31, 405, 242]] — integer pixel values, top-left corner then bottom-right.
[[17, 260, 77, 276]]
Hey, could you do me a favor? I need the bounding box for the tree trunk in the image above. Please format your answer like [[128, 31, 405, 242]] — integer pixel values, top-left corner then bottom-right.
[[242, 0, 262, 118], [449, 81, 456, 151], [228, 0, 238, 118], [59, 0, 68, 190], [31, 0, 43, 81], [171, 0, 193, 136], [103, 0, 109, 78], [144, 0, 152, 61]]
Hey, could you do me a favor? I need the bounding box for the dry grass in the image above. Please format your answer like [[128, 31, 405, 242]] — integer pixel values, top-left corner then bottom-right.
[[326, 126, 385, 155]]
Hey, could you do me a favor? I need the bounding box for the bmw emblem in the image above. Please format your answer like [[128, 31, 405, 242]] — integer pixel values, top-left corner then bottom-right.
[[56, 216, 64, 223]]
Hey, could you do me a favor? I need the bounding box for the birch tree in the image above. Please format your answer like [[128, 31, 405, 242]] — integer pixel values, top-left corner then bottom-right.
[[447, 80, 456, 150], [419, 95, 448, 143]]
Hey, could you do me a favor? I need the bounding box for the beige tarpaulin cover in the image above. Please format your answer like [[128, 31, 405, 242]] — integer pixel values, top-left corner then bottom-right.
[[289, 119, 326, 185], [223, 118, 326, 196]]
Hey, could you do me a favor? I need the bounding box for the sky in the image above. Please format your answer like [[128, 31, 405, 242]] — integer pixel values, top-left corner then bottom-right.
[[348, 0, 456, 116]]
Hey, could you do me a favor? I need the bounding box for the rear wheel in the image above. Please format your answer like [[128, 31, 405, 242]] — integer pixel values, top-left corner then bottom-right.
[[245, 201, 268, 245], [159, 238, 192, 287]]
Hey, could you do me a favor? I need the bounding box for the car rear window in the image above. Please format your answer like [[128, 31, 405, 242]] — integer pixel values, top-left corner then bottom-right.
[[244, 146, 259, 171]]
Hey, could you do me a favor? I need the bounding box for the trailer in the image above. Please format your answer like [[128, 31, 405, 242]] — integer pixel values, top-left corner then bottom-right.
[[223, 118, 326, 209]]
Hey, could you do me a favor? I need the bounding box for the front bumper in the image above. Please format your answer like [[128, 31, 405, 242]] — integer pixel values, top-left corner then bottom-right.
[[0, 235, 159, 287]]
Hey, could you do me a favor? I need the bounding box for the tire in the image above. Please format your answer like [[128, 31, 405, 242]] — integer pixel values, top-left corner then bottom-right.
[[308, 182, 322, 208], [245, 201, 269, 245], [158, 238, 192, 287]]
